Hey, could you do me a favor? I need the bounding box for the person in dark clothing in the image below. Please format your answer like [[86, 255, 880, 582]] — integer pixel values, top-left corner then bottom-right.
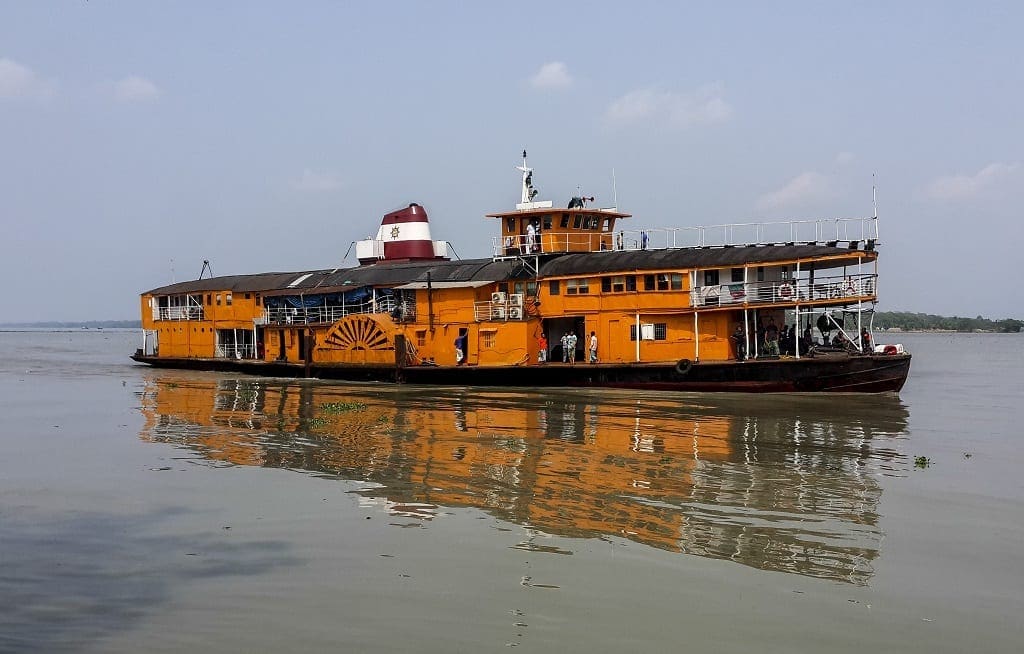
[[731, 324, 746, 361]]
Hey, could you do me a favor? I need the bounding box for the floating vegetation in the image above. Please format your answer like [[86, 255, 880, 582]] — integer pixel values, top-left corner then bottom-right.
[[914, 456, 932, 468], [321, 401, 367, 414], [305, 416, 328, 429]]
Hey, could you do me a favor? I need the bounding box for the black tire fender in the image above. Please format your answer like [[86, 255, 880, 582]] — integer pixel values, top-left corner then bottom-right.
[[675, 358, 692, 375]]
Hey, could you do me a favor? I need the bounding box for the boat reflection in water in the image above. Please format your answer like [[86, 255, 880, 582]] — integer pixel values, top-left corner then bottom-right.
[[139, 374, 909, 585]]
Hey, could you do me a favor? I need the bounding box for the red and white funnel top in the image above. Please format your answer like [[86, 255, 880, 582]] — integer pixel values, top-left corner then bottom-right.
[[356, 203, 449, 264]]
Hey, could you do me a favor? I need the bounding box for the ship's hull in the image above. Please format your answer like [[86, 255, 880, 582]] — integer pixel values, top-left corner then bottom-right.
[[130, 352, 911, 394]]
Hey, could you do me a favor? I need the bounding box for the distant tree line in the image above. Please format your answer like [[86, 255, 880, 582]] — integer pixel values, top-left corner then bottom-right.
[[874, 312, 1022, 333]]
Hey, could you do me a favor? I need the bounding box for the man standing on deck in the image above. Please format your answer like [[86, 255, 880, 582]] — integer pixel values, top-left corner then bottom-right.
[[589, 331, 598, 363], [560, 332, 569, 363]]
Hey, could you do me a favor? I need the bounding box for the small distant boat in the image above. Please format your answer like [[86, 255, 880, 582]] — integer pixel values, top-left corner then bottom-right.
[[132, 152, 909, 393]]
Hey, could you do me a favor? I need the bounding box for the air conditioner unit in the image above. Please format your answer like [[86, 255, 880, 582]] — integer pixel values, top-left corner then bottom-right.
[[508, 293, 524, 307], [508, 306, 523, 319], [491, 292, 507, 304], [491, 306, 506, 319]]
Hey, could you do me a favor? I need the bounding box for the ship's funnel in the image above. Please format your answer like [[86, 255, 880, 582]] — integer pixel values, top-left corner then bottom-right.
[[356, 203, 449, 264]]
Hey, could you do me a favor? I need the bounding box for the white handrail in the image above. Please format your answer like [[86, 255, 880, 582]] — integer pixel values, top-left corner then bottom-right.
[[492, 216, 878, 257]]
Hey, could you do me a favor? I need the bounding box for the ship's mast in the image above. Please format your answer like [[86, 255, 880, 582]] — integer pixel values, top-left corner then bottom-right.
[[513, 150, 552, 210], [515, 150, 535, 205]]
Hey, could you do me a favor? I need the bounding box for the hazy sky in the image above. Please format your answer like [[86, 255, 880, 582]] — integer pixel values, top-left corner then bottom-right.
[[2, 1, 1021, 321]]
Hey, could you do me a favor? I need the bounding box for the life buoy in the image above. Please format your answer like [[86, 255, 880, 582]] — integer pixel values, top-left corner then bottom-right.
[[675, 358, 693, 375], [883, 344, 898, 355], [779, 283, 794, 299]]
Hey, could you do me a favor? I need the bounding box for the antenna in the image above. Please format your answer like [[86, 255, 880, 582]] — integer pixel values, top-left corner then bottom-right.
[[199, 259, 213, 279], [612, 168, 618, 210], [872, 173, 877, 219], [170, 258, 175, 283], [872, 173, 879, 243]]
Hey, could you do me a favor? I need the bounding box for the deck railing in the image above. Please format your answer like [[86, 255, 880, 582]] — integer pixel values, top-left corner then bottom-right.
[[258, 297, 414, 326], [215, 343, 257, 359], [692, 273, 877, 307], [156, 306, 204, 321], [473, 299, 528, 322], [493, 216, 879, 257]]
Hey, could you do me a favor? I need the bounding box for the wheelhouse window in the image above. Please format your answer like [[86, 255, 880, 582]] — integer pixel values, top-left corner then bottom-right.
[[704, 270, 720, 286], [549, 280, 560, 295], [731, 268, 744, 283]]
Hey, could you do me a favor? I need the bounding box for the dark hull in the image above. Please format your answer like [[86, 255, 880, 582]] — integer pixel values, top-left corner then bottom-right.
[[130, 352, 911, 394]]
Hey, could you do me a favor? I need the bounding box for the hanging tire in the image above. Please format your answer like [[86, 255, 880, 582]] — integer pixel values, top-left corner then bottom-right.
[[675, 358, 692, 375]]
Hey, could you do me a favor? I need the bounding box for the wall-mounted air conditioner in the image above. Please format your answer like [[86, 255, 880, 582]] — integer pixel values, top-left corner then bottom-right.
[[508, 293, 524, 307], [508, 306, 523, 319], [491, 292, 507, 304]]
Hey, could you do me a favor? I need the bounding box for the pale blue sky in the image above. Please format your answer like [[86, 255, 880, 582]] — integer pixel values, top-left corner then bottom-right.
[[2, 1, 1021, 321]]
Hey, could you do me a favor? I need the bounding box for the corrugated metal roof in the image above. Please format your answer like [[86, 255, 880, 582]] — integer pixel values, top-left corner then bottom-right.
[[143, 258, 519, 296], [538, 245, 874, 277], [144, 245, 873, 297], [393, 281, 494, 290]]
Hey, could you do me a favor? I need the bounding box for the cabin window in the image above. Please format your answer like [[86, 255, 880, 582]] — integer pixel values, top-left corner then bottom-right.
[[206, 294, 211, 305], [601, 277, 611, 293], [671, 274, 683, 290], [572, 215, 582, 229], [482, 331, 496, 349], [526, 281, 537, 296], [644, 275, 655, 291], [626, 275, 637, 292], [656, 274, 670, 291], [611, 276, 627, 293], [506, 217, 515, 232], [216, 294, 222, 306], [549, 280, 560, 295], [226, 293, 232, 306], [498, 283, 508, 294], [244, 293, 251, 299], [603, 218, 613, 232], [256, 295, 261, 306], [731, 268, 744, 283], [630, 323, 668, 341], [543, 215, 552, 230], [757, 266, 765, 282], [416, 330, 426, 347], [560, 213, 570, 228], [704, 270, 720, 286], [566, 278, 589, 295]]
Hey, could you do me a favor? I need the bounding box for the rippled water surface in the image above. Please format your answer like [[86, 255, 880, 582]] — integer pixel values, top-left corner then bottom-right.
[[1, 330, 1022, 652]]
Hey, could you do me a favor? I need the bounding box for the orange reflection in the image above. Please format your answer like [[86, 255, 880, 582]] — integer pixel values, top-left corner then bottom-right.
[[139, 374, 908, 584]]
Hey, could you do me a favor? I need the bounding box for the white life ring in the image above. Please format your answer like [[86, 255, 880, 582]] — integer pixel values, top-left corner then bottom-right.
[[779, 283, 794, 299]]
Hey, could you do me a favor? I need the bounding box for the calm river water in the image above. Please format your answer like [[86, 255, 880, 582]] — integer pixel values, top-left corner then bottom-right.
[[1, 330, 1021, 652]]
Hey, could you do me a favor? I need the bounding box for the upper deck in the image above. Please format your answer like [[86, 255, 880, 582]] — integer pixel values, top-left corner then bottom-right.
[[491, 215, 879, 258]]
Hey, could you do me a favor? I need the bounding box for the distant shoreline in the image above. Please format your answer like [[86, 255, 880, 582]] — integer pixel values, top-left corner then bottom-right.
[[0, 320, 141, 329]]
